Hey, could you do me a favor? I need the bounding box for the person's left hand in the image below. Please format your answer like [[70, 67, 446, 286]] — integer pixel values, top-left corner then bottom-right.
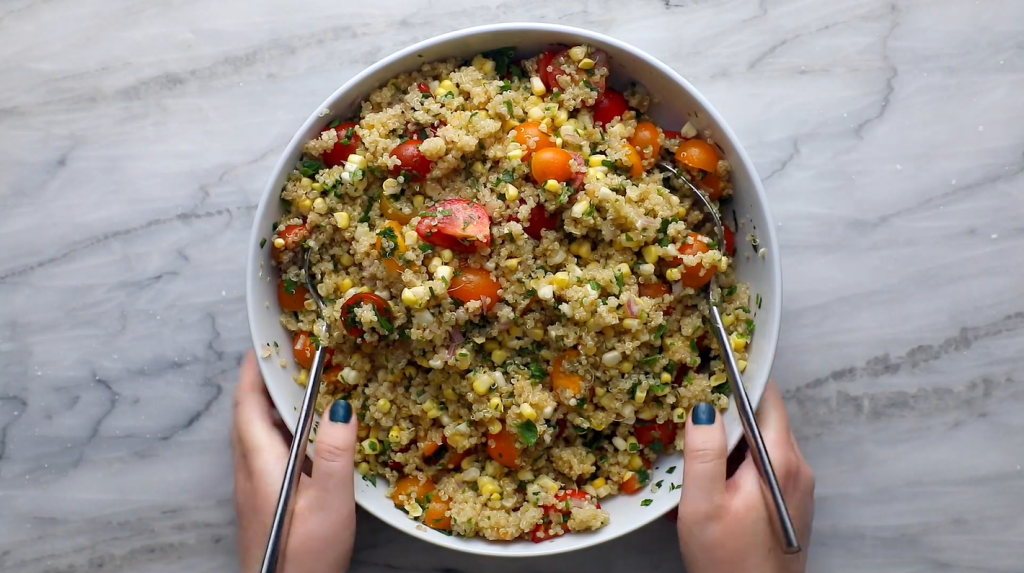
[[231, 351, 357, 573]]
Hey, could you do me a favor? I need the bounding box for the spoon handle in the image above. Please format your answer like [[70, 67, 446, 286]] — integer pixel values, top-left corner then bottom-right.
[[709, 305, 802, 554], [259, 345, 327, 573]]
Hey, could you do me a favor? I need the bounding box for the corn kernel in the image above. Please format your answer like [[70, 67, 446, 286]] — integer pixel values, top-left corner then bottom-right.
[[626, 436, 640, 452], [388, 425, 401, 443], [555, 136, 564, 148], [730, 332, 748, 351], [615, 263, 632, 279], [337, 279, 354, 295], [633, 384, 647, 404], [505, 184, 519, 202], [543, 179, 561, 193], [434, 265, 454, 285], [594, 387, 607, 398], [517, 468, 535, 482], [272, 237, 286, 249], [440, 249, 453, 263], [478, 476, 501, 497], [681, 121, 698, 139], [311, 181, 324, 192], [472, 372, 494, 396], [361, 438, 381, 455], [530, 75, 547, 96], [721, 313, 736, 327], [489, 397, 504, 413], [601, 350, 622, 368], [520, 403, 537, 421], [591, 419, 607, 431], [537, 284, 555, 300], [641, 245, 660, 265], [401, 286, 430, 308], [552, 108, 569, 127], [507, 147, 524, 162], [552, 271, 570, 289], [300, 177, 313, 189], [737, 359, 747, 372], [711, 372, 728, 386], [412, 194, 425, 210], [527, 106, 545, 122], [382, 178, 399, 195], [509, 326, 524, 337], [587, 167, 606, 180], [502, 258, 521, 271], [328, 211, 349, 230], [535, 475, 559, 495], [612, 436, 628, 451], [576, 240, 593, 259], [491, 349, 509, 365], [628, 454, 644, 471], [443, 387, 458, 401], [578, 57, 596, 70], [357, 425, 369, 439], [346, 154, 367, 170], [297, 198, 313, 215], [377, 398, 391, 414], [590, 477, 607, 490], [676, 206, 688, 218], [637, 406, 657, 420], [588, 154, 607, 168], [434, 79, 456, 97], [486, 418, 503, 434], [484, 339, 500, 353], [526, 328, 545, 342], [423, 399, 441, 419], [490, 492, 502, 502], [673, 408, 687, 423], [622, 318, 639, 331], [357, 462, 371, 476], [660, 372, 672, 384], [570, 198, 591, 218], [665, 267, 682, 282], [567, 45, 587, 62]]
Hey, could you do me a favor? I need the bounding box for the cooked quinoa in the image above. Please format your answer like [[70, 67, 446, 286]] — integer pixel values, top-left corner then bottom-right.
[[268, 45, 754, 542]]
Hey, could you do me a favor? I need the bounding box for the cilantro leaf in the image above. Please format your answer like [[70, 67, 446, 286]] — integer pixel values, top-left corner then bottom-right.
[[516, 420, 539, 447]]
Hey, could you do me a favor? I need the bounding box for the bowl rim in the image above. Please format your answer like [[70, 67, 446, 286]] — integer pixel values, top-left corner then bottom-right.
[[246, 22, 782, 557]]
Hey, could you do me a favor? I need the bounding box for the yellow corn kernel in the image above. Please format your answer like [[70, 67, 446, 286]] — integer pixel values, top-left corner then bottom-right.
[[621, 470, 636, 485], [527, 328, 545, 342], [310, 181, 324, 192], [578, 57, 596, 70], [401, 286, 430, 309], [622, 318, 639, 331], [357, 461, 371, 476], [660, 372, 672, 384], [478, 476, 501, 497], [633, 384, 647, 403], [360, 438, 381, 455], [357, 425, 369, 439], [665, 267, 682, 282], [484, 339, 500, 353], [530, 75, 547, 96], [676, 206, 688, 218], [434, 79, 456, 97], [427, 256, 443, 274], [587, 167, 606, 181], [505, 184, 520, 202], [527, 106, 545, 122], [628, 454, 644, 471], [300, 177, 314, 189], [552, 271, 570, 289], [588, 154, 607, 168], [575, 240, 592, 259], [737, 359, 748, 372], [543, 179, 561, 193], [590, 477, 607, 490], [721, 312, 735, 327], [423, 399, 441, 419], [440, 249, 453, 263], [434, 265, 454, 284], [568, 45, 588, 62], [502, 258, 521, 271], [488, 397, 503, 413], [491, 349, 509, 365], [297, 198, 313, 215], [443, 387, 458, 401], [730, 332, 748, 351], [619, 361, 634, 375], [272, 237, 286, 249], [520, 403, 537, 421], [653, 383, 671, 397], [615, 263, 632, 279], [637, 407, 657, 420], [641, 245, 660, 265], [570, 198, 591, 218], [554, 109, 569, 127], [333, 211, 351, 229], [388, 425, 401, 443], [535, 475, 559, 495], [486, 418, 503, 434], [412, 194, 425, 210], [472, 372, 494, 396], [517, 468, 535, 482], [506, 147, 524, 162], [710, 373, 727, 386], [509, 325, 523, 337], [673, 408, 687, 423], [377, 398, 391, 414], [339, 278, 354, 293]]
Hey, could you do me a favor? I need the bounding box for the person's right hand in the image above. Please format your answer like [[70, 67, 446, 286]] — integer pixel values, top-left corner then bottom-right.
[[677, 382, 815, 573]]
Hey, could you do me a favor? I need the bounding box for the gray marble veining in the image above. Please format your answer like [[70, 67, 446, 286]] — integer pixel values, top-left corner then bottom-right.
[[2, 0, 1023, 571]]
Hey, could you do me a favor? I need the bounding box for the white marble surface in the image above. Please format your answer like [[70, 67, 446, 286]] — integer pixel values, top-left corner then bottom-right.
[[2, 0, 1023, 571]]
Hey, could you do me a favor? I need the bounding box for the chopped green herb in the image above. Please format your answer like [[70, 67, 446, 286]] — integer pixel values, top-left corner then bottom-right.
[[282, 278, 298, 295], [589, 281, 601, 292], [299, 159, 324, 178], [670, 483, 682, 492], [636, 467, 651, 485], [516, 420, 539, 447], [640, 498, 653, 507], [482, 46, 516, 76], [376, 226, 399, 258], [419, 244, 433, 253], [259, 237, 267, 249], [655, 480, 664, 489], [756, 293, 763, 308], [725, 285, 738, 297], [583, 204, 595, 217], [328, 118, 342, 129], [746, 318, 755, 333], [615, 272, 625, 293], [376, 311, 394, 335], [528, 361, 546, 382], [499, 80, 512, 93], [689, 339, 698, 353], [641, 355, 661, 367], [510, 64, 523, 79], [712, 381, 731, 395], [498, 169, 516, 184], [359, 192, 379, 224], [654, 324, 667, 341], [601, 159, 616, 169], [504, 100, 514, 117]]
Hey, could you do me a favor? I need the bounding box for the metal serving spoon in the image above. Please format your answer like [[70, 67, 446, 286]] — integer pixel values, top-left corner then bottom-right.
[[260, 250, 330, 573], [658, 161, 801, 555]]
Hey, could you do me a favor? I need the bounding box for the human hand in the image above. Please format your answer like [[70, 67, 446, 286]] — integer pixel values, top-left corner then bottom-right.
[[676, 382, 815, 573], [232, 351, 358, 573]]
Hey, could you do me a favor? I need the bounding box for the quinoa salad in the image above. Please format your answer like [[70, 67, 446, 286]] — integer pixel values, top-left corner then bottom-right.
[[266, 45, 754, 542]]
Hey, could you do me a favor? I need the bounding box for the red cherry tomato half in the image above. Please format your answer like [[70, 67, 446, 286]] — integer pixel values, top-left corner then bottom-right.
[[535, 50, 559, 90], [416, 82, 430, 94], [389, 140, 433, 180], [322, 122, 360, 168], [271, 224, 309, 264], [592, 89, 630, 127], [415, 199, 492, 253], [530, 490, 600, 543], [521, 204, 559, 240], [339, 293, 394, 338], [634, 421, 677, 450], [662, 130, 681, 141], [723, 225, 736, 257]]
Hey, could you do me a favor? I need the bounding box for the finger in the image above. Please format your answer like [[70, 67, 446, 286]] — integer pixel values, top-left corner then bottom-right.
[[233, 351, 289, 464], [309, 399, 358, 515], [756, 382, 800, 480], [679, 402, 727, 514]]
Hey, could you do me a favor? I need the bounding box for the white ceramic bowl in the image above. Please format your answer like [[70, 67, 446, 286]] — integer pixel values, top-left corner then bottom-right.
[[246, 23, 781, 557]]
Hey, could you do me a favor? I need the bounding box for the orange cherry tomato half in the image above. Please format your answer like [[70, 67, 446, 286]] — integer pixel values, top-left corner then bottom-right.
[[638, 282, 671, 299], [424, 497, 452, 531], [447, 268, 502, 313], [292, 331, 315, 369], [487, 425, 520, 469], [674, 139, 719, 173], [380, 194, 414, 225], [629, 122, 662, 161], [322, 122, 360, 168], [521, 203, 560, 240], [421, 440, 443, 458], [531, 147, 573, 184], [513, 121, 555, 160], [667, 233, 717, 289], [551, 350, 584, 400], [592, 89, 630, 127], [375, 220, 407, 274], [389, 140, 433, 180], [620, 145, 644, 179], [415, 199, 492, 253], [339, 292, 394, 338], [391, 476, 435, 507], [277, 280, 309, 312], [698, 173, 725, 201]]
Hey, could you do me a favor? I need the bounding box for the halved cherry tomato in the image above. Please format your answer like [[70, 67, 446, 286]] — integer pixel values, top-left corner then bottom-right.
[[551, 350, 583, 400], [638, 282, 671, 299], [444, 449, 468, 470], [531, 147, 573, 184], [271, 224, 309, 263], [723, 225, 736, 257], [592, 89, 630, 127], [380, 194, 414, 225], [322, 122, 361, 168], [277, 280, 309, 312], [415, 199, 492, 253], [375, 220, 407, 274], [676, 233, 716, 289], [448, 268, 502, 312], [546, 49, 608, 94], [416, 82, 430, 94], [535, 50, 559, 90], [421, 440, 443, 458], [513, 121, 555, 160], [531, 512, 566, 543], [629, 122, 662, 161], [424, 497, 452, 531], [292, 331, 315, 369], [389, 140, 433, 180], [674, 139, 719, 173], [339, 292, 394, 338], [487, 425, 519, 469], [521, 204, 560, 240], [322, 366, 344, 387], [698, 173, 725, 201], [620, 145, 644, 179], [635, 421, 677, 450], [391, 476, 435, 507], [620, 473, 643, 494]]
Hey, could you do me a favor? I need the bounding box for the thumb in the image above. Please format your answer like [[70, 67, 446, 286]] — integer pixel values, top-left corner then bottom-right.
[[679, 402, 727, 517], [309, 399, 359, 511]]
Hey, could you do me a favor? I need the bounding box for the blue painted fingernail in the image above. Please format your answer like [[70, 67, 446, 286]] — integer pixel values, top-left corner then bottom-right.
[[692, 403, 716, 425], [329, 400, 352, 424]]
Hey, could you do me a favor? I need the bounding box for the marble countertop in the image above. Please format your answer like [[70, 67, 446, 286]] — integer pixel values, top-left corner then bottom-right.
[[2, 0, 1023, 571]]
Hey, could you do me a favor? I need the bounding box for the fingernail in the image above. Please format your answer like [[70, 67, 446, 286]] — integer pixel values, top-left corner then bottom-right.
[[692, 403, 716, 425], [329, 400, 352, 424]]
